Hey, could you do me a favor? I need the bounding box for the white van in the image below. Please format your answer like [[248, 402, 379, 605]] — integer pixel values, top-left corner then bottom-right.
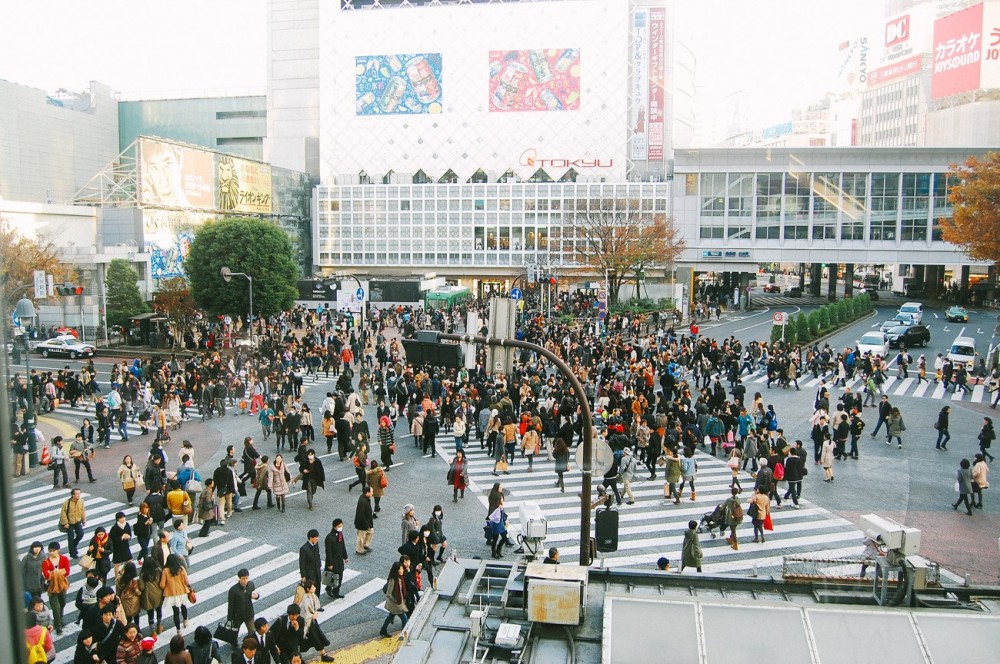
[[947, 336, 977, 369], [897, 302, 924, 324]]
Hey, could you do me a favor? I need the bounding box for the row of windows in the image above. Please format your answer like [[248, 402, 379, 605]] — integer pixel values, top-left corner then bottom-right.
[[699, 218, 942, 242], [321, 183, 667, 202], [317, 252, 588, 268], [326, 198, 667, 213]]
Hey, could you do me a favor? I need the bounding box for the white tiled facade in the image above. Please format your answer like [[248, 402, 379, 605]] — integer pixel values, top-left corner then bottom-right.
[[315, 181, 668, 274]]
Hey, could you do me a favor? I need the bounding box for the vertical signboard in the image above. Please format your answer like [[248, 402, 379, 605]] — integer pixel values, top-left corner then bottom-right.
[[931, 3, 985, 100], [979, 2, 1000, 90], [629, 9, 649, 160], [647, 8, 666, 162]]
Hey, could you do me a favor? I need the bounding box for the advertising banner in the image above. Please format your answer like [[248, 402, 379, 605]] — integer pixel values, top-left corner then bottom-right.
[[629, 9, 649, 161], [868, 54, 923, 87], [355, 53, 443, 115], [488, 48, 581, 112], [647, 8, 665, 162], [139, 138, 215, 210], [931, 3, 984, 100], [142, 209, 212, 280], [218, 155, 273, 214], [980, 2, 1000, 91]]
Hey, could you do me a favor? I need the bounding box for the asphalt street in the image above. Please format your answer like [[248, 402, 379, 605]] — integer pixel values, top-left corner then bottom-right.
[[8, 304, 1000, 661]]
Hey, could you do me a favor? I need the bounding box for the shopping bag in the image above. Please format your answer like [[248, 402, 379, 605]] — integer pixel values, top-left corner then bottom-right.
[[78, 554, 95, 570], [496, 459, 509, 473], [763, 513, 774, 531]]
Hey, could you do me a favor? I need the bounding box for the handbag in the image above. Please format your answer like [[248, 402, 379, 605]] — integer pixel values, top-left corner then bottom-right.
[[182, 497, 193, 515], [496, 459, 509, 472], [389, 443, 396, 454], [323, 570, 341, 587], [187, 587, 197, 604], [763, 513, 774, 531], [78, 554, 95, 570], [213, 620, 239, 645], [186, 478, 203, 492], [122, 478, 136, 491], [380, 474, 388, 489]]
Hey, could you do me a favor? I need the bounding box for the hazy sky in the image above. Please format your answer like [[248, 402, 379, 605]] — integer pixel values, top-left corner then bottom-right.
[[1, 0, 880, 134]]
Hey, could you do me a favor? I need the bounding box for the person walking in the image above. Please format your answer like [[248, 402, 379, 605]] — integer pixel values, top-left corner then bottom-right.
[[721, 487, 743, 551], [521, 426, 540, 471], [212, 459, 237, 525], [662, 447, 682, 505], [935, 406, 951, 451], [58, 488, 86, 559], [953, 459, 974, 516], [619, 447, 638, 505], [118, 455, 143, 507], [108, 511, 134, 577], [252, 455, 274, 510], [270, 455, 292, 514], [972, 453, 990, 509], [297, 449, 327, 512], [821, 432, 836, 482], [749, 487, 771, 543], [227, 568, 259, 642], [426, 505, 448, 563], [49, 436, 70, 489], [298, 529, 323, 599], [41, 542, 70, 636], [783, 444, 805, 508], [400, 504, 420, 547], [354, 485, 375, 555], [138, 557, 164, 636], [885, 407, 906, 449], [377, 416, 396, 470], [678, 447, 697, 502], [365, 460, 386, 516], [348, 441, 368, 492], [158, 554, 192, 636], [552, 438, 570, 492], [978, 417, 995, 462], [196, 478, 217, 538], [324, 518, 349, 599], [446, 450, 469, 502], [379, 562, 409, 638], [681, 520, 702, 573], [870, 395, 892, 438], [69, 433, 96, 484]]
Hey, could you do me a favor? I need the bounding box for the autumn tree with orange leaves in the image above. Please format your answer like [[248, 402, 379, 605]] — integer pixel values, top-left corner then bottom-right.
[[940, 153, 1000, 264], [0, 216, 69, 317], [569, 199, 685, 305]]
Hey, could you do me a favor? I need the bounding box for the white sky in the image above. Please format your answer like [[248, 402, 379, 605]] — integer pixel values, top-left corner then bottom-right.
[[0, 0, 881, 135]]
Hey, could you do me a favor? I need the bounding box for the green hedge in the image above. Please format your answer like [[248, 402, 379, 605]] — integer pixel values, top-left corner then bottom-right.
[[769, 294, 874, 345], [609, 297, 675, 316]]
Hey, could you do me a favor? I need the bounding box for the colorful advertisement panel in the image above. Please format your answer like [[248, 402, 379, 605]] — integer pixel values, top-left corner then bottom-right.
[[143, 210, 211, 280], [868, 54, 923, 87], [931, 3, 984, 100], [629, 9, 649, 161], [139, 138, 215, 210], [488, 48, 580, 112], [356, 53, 443, 115], [647, 8, 665, 161], [218, 155, 273, 214]]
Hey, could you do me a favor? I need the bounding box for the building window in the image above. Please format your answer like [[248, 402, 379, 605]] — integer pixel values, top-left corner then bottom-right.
[[215, 110, 266, 120], [700, 226, 723, 239], [699, 173, 726, 217], [783, 172, 809, 239], [401, 200, 410, 211], [755, 173, 782, 240], [840, 172, 867, 240], [901, 218, 927, 241], [870, 173, 899, 241]]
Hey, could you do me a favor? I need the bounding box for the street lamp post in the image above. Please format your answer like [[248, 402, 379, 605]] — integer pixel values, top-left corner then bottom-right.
[[14, 298, 39, 467], [220, 267, 254, 381], [435, 331, 596, 567]]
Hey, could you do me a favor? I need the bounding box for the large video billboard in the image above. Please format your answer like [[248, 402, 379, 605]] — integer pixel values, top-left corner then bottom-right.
[[356, 53, 443, 115], [139, 138, 215, 209], [931, 4, 984, 100], [488, 48, 580, 112]]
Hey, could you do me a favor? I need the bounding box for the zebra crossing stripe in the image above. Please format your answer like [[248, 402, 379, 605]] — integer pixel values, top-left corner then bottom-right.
[[912, 380, 931, 398], [931, 383, 946, 399], [893, 377, 914, 396], [881, 376, 897, 392], [972, 385, 986, 403]]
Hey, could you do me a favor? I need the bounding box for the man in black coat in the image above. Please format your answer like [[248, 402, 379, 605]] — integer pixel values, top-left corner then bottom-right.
[[270, 604, 305, 664], [250, 618, 280, 664], [354, 486, 375, 555], [335, 415, 352, 461], [324, 519, 349, 599], [227, 568, 259, 642], [298, 449, 326, 511], [298, 529, 322, 588], [213, 458, 239, 523]]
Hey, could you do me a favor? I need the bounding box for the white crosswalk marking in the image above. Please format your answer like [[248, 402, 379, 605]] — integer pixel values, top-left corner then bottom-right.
[[893, 377, 914, 396], [12, 482, 383, 657], [972, 385, 985, 403], [458, 443, 864, 574], [881, 376, 897, 392], [911, 380, 931, 398]]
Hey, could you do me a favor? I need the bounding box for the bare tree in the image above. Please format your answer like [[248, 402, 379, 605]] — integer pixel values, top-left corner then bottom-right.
[[569, 199, 685, 305]]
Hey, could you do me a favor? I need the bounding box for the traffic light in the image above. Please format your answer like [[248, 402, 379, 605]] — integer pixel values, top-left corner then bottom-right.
[[548, 276, 557, 286], [57, 283, 83, 296]]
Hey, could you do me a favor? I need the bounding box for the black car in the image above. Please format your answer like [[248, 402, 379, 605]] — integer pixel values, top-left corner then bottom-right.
[[886, 324, 931, 348]]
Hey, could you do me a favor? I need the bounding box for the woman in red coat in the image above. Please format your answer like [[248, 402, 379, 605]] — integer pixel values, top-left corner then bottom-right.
[[448, 449, 469, 502]]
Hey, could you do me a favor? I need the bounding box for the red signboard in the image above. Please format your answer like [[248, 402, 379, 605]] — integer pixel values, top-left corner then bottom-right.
[[647, 8, 665, 162], [886, 14, 911, 47], [932, 3, 984, 100], [868, 54, 923, 87]]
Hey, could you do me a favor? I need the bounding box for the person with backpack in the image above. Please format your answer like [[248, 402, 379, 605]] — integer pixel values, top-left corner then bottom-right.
[[721, 487, 743, 551], [25, 611, 54, 664]]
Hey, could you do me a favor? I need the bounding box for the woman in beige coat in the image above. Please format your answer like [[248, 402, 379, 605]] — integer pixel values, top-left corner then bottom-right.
[[269, 454, 291, 513]]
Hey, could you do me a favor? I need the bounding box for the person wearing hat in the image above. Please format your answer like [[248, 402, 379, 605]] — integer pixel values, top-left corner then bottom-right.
[[136, 634, 159, 664], [619, 447, 639, 505], [228, 569, 260, 645], [270, 604, 305, 664], [657, 557, 671, 572]]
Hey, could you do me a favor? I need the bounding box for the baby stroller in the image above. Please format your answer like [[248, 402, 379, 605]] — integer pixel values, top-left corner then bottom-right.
[[697, 504, 727, 539]]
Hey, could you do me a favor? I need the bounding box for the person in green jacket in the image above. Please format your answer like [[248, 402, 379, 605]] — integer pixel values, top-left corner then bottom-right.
[[681, 520, 702, 573], [662, 447, 682, 505]]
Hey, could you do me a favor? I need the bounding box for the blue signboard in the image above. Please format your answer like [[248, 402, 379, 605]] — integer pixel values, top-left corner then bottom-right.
[[510, 288, 523, 301]]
